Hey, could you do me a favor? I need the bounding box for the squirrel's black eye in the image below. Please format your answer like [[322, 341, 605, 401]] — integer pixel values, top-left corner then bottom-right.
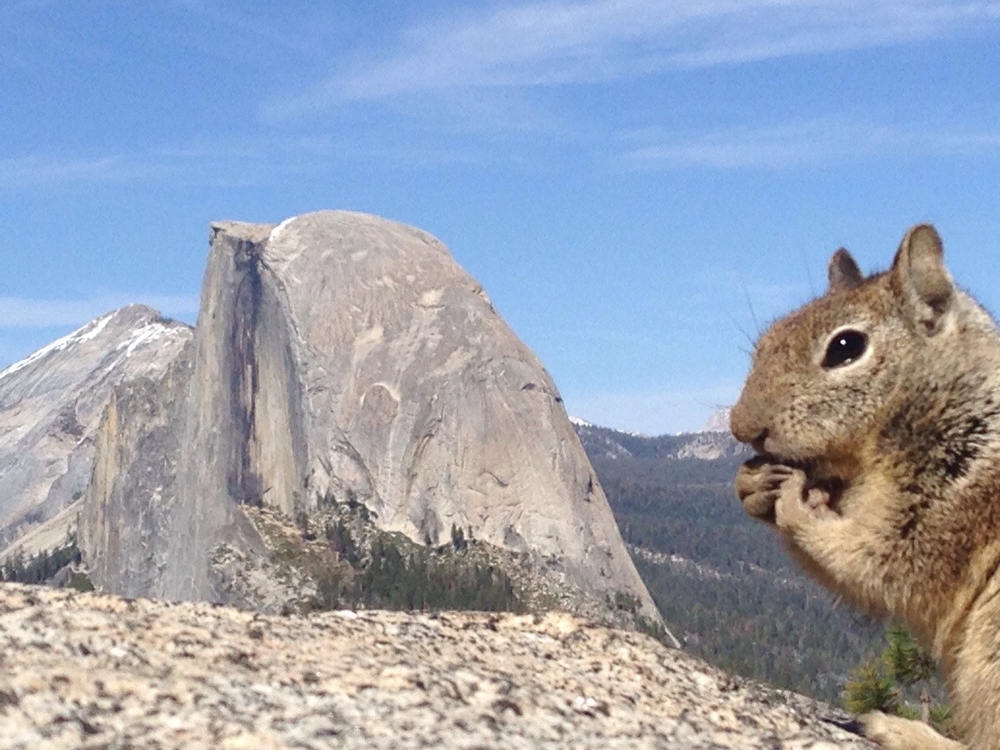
[[822, 330, 868, 369]]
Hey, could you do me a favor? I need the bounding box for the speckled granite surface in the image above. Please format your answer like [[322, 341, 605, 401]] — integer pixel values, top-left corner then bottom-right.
[[0, 583, 872, 749]]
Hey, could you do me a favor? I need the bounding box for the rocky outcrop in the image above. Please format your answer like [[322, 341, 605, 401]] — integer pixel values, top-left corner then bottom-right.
[[77, 211, 656, 620], [700, 406, 733, 433], [0, 583, 873, 749], [675, 431, 747, 461], [0, 306, 191, 553]]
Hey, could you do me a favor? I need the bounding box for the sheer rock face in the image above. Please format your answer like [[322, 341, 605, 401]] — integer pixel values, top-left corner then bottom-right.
[[80, 211, 655, 617], [77, 338, 266, 602], [0, 306, 192, 551]]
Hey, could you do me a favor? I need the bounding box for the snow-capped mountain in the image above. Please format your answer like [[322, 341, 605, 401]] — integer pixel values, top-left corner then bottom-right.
[[0, 305, 192, 551]]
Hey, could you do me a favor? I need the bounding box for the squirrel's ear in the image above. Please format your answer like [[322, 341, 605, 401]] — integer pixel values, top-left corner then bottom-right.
[[891, 224, 954, 335], [827, 248, 864, 293]]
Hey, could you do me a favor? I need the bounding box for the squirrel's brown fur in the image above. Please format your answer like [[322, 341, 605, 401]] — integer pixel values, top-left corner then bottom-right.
[[731, 225, 1000, 750]]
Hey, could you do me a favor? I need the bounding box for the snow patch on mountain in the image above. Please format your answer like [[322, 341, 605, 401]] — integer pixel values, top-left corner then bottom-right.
[[115, 321, 185, 358], [0, 312, 115, 382]]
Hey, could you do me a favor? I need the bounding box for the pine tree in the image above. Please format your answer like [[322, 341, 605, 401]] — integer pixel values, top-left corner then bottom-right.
[[843, 625, 953, 738], [885, 625, 934, 686], [843, 658, 898, 715]]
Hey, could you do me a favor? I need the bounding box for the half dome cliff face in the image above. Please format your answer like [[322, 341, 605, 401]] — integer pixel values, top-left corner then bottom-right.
[[78, 211, 657, 620]]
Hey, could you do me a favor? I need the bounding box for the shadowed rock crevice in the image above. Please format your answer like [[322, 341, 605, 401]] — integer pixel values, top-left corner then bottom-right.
[[224, 230, 309, 517], [229, 234, 265, 507]]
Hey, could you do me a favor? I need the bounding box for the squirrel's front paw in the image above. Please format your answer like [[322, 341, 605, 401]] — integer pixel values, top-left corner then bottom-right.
[[773, 468, 836, 535], [864, 710, 964, 749], [735, 458, 797, 523]]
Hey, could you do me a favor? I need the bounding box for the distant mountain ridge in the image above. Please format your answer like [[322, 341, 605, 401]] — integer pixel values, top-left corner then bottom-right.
[[571, 408, 749, 462]]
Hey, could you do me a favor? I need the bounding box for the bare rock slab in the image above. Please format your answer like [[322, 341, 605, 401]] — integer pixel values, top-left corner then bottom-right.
[[0, 583, 871, 749]]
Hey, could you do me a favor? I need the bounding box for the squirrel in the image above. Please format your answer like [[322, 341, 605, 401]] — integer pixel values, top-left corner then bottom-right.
[[730, 224, 1000, 750]]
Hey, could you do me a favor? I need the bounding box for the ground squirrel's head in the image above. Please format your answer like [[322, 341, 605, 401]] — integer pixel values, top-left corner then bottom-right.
[[730, 224, 963, 480]]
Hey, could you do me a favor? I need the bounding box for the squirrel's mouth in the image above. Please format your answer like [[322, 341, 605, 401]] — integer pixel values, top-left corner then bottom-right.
[[751, 450, 817, 474], [750, 432, 819, 467]]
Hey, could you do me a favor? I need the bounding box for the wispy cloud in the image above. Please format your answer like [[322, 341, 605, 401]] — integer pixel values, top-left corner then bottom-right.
[[0, 147, 256, 190], [0, 132, 501, 189], [8, 115, 1000, 189], [620, 118, 1000, 169], [0, 133, 345, 188], [0, 150, 233, 189], [0, 295, 199, 328], [0, 154, 136, 188], [268, 0, 1000, 117]]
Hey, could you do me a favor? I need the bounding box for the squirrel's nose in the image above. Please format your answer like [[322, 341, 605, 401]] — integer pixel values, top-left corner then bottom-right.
[[731, 400, 771, 453], [730, 401, 760, 444]]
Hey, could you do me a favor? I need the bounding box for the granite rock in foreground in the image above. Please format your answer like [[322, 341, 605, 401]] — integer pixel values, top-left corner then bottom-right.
[[0, 583, 871, 749]]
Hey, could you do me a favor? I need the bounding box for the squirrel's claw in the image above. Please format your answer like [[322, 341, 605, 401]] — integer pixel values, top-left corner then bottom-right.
[[735, 459, 797, 523]]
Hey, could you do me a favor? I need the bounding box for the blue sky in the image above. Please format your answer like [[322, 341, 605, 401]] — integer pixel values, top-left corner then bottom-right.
[[3, 0, 1000, 433]]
